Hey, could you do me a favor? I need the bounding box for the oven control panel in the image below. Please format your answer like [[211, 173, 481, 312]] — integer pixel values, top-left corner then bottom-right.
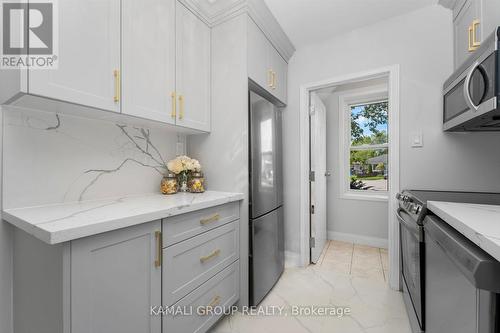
[[397, 192, 424, 220]]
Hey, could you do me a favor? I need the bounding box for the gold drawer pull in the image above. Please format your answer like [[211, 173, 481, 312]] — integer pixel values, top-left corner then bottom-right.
[[200, 213, 220, 225], [199, 295, 221, 315], [268, 69, 273, 88], [200, 249, 221, 263], [154, 231, 162, 268], [113, 70, 120, 102]]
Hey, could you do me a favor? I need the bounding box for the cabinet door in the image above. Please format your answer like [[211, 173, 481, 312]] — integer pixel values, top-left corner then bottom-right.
[[481, 0, 500, 43], [247, 18, 272, 91], [71, 222, 161, 333], [453, 0, 480, 69], [269, 49, 287, 104], [29, 0, 120, 112], [122, 0, 176, 124], [175, 2, 211, 132]]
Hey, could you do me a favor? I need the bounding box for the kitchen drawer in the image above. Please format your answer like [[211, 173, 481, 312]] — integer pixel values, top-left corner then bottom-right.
[[163, 261, 239, 333], [163, 221, 239, 305], [163, 202, 239, 247]]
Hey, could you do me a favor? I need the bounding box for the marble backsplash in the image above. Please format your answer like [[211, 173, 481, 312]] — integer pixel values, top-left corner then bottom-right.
[[2, 106, 183, 209]]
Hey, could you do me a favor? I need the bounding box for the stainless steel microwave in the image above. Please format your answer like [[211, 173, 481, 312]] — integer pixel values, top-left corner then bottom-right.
[[443, 27, 500, 131]]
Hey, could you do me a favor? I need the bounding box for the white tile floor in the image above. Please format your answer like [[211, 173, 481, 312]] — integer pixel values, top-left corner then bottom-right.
[[210, 241, 411, 333]]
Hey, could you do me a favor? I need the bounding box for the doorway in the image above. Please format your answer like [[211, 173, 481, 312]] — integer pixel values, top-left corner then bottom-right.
[[300, 65, 400, 290]]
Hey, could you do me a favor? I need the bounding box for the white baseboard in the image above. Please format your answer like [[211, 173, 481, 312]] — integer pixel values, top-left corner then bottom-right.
[[327, 231, 388, 249], [284, 251, 301, 268]]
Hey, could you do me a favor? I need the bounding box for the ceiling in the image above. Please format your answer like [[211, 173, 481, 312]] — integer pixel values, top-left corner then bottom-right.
[[263, 0, 438, 48]]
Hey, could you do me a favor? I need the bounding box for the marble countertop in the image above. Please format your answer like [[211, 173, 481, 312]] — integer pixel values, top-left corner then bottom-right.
[[3, 191, 244, 244], [428, 201, 500, 262]]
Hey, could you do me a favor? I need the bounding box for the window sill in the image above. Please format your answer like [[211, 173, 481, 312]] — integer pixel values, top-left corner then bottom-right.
[[340, 192, 389, 202]]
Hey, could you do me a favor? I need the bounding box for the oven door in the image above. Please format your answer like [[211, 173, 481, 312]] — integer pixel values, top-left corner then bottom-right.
[[397, 209, 425, 332]]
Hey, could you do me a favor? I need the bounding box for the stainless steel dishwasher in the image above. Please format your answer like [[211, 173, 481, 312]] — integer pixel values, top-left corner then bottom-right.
[[424, 215, 500, 333]]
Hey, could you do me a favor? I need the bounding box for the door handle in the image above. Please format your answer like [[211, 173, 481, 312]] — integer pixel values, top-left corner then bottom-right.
[[113, 70, 120, 103], [471, 19, 481, 48], [171, 92, 176, 119], [154, 231, 162, 268], [178, 95, 184, 120], [325, 171, 332, 177]]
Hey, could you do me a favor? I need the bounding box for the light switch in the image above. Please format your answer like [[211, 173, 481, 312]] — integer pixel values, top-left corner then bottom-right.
[[411, 131, 423, 148]]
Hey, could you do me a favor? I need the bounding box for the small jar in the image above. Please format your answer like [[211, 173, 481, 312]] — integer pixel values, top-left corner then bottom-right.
[[161, 172, 178, 195], [188, 172, 205, 193]]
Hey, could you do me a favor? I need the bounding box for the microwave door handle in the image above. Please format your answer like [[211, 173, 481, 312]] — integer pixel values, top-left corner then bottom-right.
[[463, 61, 480, 112]]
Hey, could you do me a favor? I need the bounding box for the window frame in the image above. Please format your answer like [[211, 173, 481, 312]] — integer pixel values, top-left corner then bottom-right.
[[338, 87, 389, 202]]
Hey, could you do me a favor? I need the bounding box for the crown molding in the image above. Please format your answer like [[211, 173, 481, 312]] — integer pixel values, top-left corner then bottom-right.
[[179, 0, 296, 62]]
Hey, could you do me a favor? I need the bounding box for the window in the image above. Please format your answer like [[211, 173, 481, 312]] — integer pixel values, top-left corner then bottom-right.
[[339, 91, 389, 200]]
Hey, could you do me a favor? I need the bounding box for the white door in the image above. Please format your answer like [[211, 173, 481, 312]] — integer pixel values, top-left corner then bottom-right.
[[71, 221, 161, 333], [175, 2, 211, 132], [310, 92, 328, 263], [122, 0, 176, 124], [29, 0, 121, 112]]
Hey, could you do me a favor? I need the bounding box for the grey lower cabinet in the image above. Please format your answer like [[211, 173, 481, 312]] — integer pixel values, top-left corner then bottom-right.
[[71, 221, 162, 333], [12, 202, 240, 333], [13, 221, 162, 333], [162, 202, 241, 333]]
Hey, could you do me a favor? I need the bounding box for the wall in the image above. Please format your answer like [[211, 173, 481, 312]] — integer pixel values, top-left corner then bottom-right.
[[187, 14, 250, 306], [2, 106, 180, 209], [323, 86, 388, 246], [284, 5, 500, 257]]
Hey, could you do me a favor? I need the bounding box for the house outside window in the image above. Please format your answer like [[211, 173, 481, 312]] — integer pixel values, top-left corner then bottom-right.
[[339, 89, 389, 201]]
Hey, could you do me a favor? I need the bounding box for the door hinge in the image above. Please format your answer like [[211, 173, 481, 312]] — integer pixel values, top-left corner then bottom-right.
[[311, 204, 315, 214], [309, 171, 315, 182], [310, 237, 316, 248]]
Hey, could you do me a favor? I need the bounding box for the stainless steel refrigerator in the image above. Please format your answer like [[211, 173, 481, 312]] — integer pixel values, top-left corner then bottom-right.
[[249, 90, 284, 306]]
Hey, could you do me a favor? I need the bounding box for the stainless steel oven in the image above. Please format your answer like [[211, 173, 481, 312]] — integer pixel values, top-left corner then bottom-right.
[[443, 27, 500, 131], [397, 190, 500, 333]]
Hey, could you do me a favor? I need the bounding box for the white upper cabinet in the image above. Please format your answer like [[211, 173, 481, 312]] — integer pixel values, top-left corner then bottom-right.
[[29, 0, 121, 112], [452, 0, 500, 69], [175, 2, 211, 132], [248, 19, 272, 91], [269, 47, 287, 104], [247, 18, 288, 104], [122, 0, 176, 124]]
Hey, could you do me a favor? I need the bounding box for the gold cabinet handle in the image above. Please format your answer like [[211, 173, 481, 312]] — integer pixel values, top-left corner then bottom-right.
[[154, 231, 162, 268], [199, 295, 221, 315], [200, 249, 221, 263], [468, 24, 474, 52], [200, 213, 220, 225], [113, 70, 120, 102], [472, 19, 481, 48], [178, 95, 184, 120], [170, 92, 176, 119], [268, 69, 273, 88], [272, 71, 277, 90]]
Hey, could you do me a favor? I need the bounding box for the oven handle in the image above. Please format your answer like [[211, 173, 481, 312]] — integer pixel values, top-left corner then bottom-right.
[[463, 60, 480, 112], [396, 208, 423, 242]]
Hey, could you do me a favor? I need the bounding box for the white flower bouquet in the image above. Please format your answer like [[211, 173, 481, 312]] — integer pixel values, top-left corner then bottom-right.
[[166, 155, 202, 192]]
